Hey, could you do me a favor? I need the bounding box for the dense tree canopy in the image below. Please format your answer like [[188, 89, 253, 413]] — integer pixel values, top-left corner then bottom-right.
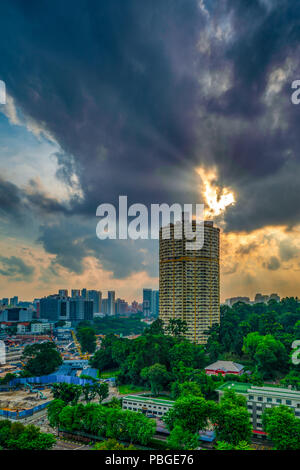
[[167, 425, 199, 450], [77, 326, 97, 353], [0, 420, 55, 450], [263, 405, 300, 450], [212, 391, 252, 445], [163, 395, 214, 433], [22, 342, 62, 376], [90, 319, 207, 393], [205, 298, 300, 381], [51, 402, 155, 445]]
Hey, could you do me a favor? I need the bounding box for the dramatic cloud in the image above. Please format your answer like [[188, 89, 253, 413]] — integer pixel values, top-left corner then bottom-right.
[[264, 256, 281, 271], [0, 255, 35, 281], [0, 1, 299, 224], [279, 239, 299, 262], [0, 0, 300, 298]]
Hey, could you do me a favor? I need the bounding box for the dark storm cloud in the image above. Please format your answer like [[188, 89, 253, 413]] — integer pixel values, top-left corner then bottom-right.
[[38, 218, 158, 278], [224, 161, 300, 232], [1, 0, 300, 275], [0, 255, 35, 280], [279, 239, 299, 262], [236, 242, 259, 256], [0, 176, 69, 221], [0, 177, 24, 221], [263, 256, 281, 271], [0, 0, 206, 212]]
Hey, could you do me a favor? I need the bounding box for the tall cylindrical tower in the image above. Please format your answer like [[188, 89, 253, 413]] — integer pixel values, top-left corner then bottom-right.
[[159, 220, 220, 344]]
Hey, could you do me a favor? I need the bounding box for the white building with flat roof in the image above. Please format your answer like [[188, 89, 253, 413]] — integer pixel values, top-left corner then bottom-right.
[[122, 395, 174, 417]]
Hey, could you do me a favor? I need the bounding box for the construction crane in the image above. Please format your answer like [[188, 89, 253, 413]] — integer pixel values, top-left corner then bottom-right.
[[71, 330, 90, 360]]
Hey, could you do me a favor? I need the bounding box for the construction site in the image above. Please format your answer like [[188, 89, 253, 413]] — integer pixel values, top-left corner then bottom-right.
[[0, 385, 52, 414]]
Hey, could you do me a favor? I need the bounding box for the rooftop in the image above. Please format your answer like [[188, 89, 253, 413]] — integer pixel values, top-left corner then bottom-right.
[[122, 395, 175, 406], [216, 382, 300, 399], [205, 360, 245, 373], [216, 382, 250, 394]]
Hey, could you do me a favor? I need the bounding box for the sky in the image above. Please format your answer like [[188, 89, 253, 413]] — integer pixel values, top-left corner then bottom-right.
[[0, 0, 300, 303]]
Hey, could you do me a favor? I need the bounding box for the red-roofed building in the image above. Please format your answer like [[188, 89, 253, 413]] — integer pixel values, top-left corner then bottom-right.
[[205, 360, 245, 376]]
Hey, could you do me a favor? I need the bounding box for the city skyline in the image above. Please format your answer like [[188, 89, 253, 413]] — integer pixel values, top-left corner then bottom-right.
[[1, 1, 300, 303]]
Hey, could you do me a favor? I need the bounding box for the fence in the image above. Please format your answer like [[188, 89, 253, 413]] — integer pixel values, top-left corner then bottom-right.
[[0, 401, 51, 419], [9, 374, 95, 387]]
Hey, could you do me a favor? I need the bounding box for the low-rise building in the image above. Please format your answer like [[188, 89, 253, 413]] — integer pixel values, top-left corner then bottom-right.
[[31, 322, 51, 334], [216, 382, 300, 434], [17, 324, 27, 334], [205, 360, 245, 376], [122, 395, 174, 417]]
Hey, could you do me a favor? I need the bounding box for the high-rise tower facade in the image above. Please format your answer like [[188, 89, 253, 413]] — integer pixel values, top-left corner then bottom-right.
[[159, 220, 220, 344]]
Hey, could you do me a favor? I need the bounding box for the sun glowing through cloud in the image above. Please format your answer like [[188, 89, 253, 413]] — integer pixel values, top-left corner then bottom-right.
[[196, 166, 236, 217]]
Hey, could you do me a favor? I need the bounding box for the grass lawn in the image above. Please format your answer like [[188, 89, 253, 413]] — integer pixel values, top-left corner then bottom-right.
[[100, 369, 120, 378], [118, 384, 149, 395]]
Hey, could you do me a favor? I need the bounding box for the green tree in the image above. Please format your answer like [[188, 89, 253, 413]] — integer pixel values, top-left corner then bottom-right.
[[58, 403, 86, 432], [82, 383, 97, 403], [94, 438, 137, 450], [164, 395, 213, 433], [171, 381, 203, 400], [90, 334, 118, 371], [1, 422, 55, 450], [167, 425, 199, 450], [51, 383, 82, 405], [141, 363, 170, 396], [47, 399, 66, 429], [281, 371, 300, 390], [243, 333, 288, 379], [262, 405, 300, 450], [94, 382, 109, 403], [145, 318, 165, 336], [0, 372, 16, 385], [166, 319, 188, 338], [107, 397, 121, 408], [0, 420, 12, 447], [212, 391, 252, 445], [77, 326, 96, 353], [22, 342, 62, 376], [191, 370, 221, 399], [170, 341, 205, 369], [215, 440, 252, 450]]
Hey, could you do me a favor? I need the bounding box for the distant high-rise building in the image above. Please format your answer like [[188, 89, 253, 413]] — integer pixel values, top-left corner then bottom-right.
[[81, 288, 87, 299], [0, 307, 32, 322], [254, 293, 280, 304], [58, 289, 68, 297], [143, 289, 153, 318], [254, 293, 269, 304], [88, 290, 102, 313], [115, 298, 128, 315], [108, 291, 115, 315], [225, 297, 250, 307], [131, 301, 139, 312], [10, 296, 18, 307], [39, 296, 60, 322], [152, 290, 159, 317], [101, 298, 108, 315], [69, 298, 93, 324], [59, 298, 69, 319], [269, 293, 280, 302], [159, 220, 220, 344], [71, 289, 81, 298], [1, 298, 9, 306]]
